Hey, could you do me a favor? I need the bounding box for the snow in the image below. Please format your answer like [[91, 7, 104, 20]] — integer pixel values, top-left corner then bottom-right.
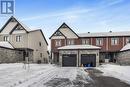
[[58, 45, 101, 50], [0, 63, 88, 87], [120, 43, 130, 51], [0, 41, 14, 49], [78, 31, 130, 37], [97, 64, 130, 84]]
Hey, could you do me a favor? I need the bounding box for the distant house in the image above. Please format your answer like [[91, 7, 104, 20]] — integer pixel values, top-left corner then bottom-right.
[[0, 16, 49, 63]]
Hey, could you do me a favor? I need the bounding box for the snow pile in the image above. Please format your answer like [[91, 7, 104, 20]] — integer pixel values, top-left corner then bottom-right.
[[97, 64, 130, 84]]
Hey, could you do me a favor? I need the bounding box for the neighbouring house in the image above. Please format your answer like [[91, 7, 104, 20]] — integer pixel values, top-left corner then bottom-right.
[[117, 43, 130, 65], [50, 22, 130, 67], [0, 16, 49, 63]]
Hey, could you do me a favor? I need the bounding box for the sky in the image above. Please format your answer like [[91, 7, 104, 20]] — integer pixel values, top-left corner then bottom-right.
[[0, 0, 130, 46]]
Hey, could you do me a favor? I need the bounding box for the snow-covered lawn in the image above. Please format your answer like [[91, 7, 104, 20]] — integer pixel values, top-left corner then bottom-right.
[[97, 64, 130, 84], [0, 63, 88, 87]]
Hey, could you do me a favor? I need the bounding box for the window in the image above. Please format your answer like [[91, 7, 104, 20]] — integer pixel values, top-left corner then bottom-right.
[[40, 53, 42, 58], [54, 31, 62, 36], [111, 38, 118, 45], [16, 36, 21, 42], [81, 39, 89, 45], [126, 37, 130, 43], [96, 38, 103, 45], [67, 39, 74, 45], [4, 36, 9, 41], [39, 42, 41, 46], [55, 40, 61, 46]]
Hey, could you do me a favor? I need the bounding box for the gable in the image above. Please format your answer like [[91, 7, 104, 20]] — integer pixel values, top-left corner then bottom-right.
[[11, 25, 27, 34], [0, 16, 28, 35], [59, 27, 78, 38], [0, 19, 18, 34], [50, 23, 79, 39], [51, 30, 66, 39]]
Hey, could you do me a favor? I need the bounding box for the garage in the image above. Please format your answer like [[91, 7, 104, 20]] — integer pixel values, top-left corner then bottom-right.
[[62, 54, 77, 67], [58, 45, 100, 67], [81, 54, 96, 67]]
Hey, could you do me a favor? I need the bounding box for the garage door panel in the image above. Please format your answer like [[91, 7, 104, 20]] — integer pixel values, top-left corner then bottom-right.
[[62, 54, 77, 67], [81, 54, 96, 67]]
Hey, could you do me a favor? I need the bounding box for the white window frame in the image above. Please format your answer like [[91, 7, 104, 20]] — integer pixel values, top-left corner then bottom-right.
[[126, 37, 130, 43], [4, 36, 9, 41], [96, 38, 103, 45], [55, 40, 61, 47], [111, 38, 118, 45], [67, 39, 74, 45], [16, 36, 21, 42], [81, 39, 89, 45]]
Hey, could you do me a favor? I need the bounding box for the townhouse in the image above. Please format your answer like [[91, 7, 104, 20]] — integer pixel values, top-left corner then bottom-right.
[[50, 23, 130, 67], [0, 16, 49, 63]]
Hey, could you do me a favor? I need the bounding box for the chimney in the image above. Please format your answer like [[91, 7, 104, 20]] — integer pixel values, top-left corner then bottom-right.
[[109, 31, 112, 33]]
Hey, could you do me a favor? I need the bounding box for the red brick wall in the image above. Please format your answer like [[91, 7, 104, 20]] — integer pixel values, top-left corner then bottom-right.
[[51, 36, 130, 52]]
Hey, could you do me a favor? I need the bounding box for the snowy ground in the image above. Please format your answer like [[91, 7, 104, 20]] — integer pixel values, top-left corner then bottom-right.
[[0, 63, 89, 87], [96, 64, 130, 84]]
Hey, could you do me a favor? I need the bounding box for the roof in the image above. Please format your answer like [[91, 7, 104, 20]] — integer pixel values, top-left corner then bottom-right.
[[78, 31, 130, 37], [58, 45, 101, 50], [0, 16, 30, 33], [0, 41, 14, 49], [49, 22, 79, 39], [120, 43, 130, 51]]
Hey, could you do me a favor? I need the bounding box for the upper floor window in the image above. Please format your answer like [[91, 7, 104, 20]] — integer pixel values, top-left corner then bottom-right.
[[4, 36, 9, 41], [54, 31, 62, 36], [96, 38, 103, 45], [55, 40, 61, 47], [16, 36, 21, 42], [126, 37, 130, 43], [40, 53, 42, 58], [39, 42, 41, 47], [111, 38, 118, 45], [81, 39, 89, 45], [67, 39, 74, 45]]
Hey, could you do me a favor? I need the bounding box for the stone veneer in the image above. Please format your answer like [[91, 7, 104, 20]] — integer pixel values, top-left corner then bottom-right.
[[117, 50, 130, 65], [0, 47, 33, 63]]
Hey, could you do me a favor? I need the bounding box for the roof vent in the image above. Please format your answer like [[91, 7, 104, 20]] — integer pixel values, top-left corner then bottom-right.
[[88, 32, 90, 33], [109, 31, 112, 33]]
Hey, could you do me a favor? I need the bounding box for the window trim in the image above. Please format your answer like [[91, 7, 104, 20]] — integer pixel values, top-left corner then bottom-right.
[[96, 38, 103, 46], [111, 37, 119, 45], [67, 39, 75, 45], [81, 39, 89, 45], [126, 37, 130, 44], [55, 40, 61, 47], [16, 35, 21, 42], [3, 36, 9, 41]]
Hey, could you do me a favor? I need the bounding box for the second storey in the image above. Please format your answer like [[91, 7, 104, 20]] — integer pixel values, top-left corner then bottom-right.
[[50, 23, 130, 52]]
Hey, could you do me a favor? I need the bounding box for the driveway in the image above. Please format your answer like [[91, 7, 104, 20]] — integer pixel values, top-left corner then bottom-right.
[[86, 68, 130, 87]]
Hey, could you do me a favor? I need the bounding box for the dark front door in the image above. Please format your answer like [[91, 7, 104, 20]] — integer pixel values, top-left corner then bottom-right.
[[81, 54, 96, 67], [62, 54, 77, 67]]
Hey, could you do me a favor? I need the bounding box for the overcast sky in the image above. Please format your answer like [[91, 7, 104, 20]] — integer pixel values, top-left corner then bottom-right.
[[0, 0, 130, 47]]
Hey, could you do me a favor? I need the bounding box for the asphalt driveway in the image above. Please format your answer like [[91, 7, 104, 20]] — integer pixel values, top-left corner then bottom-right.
[[86, 68, 130, 87]]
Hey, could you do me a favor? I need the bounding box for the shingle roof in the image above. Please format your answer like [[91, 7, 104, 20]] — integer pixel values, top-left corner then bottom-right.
[[78, 31, 130, 37], [58, 45, 101, 50]]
